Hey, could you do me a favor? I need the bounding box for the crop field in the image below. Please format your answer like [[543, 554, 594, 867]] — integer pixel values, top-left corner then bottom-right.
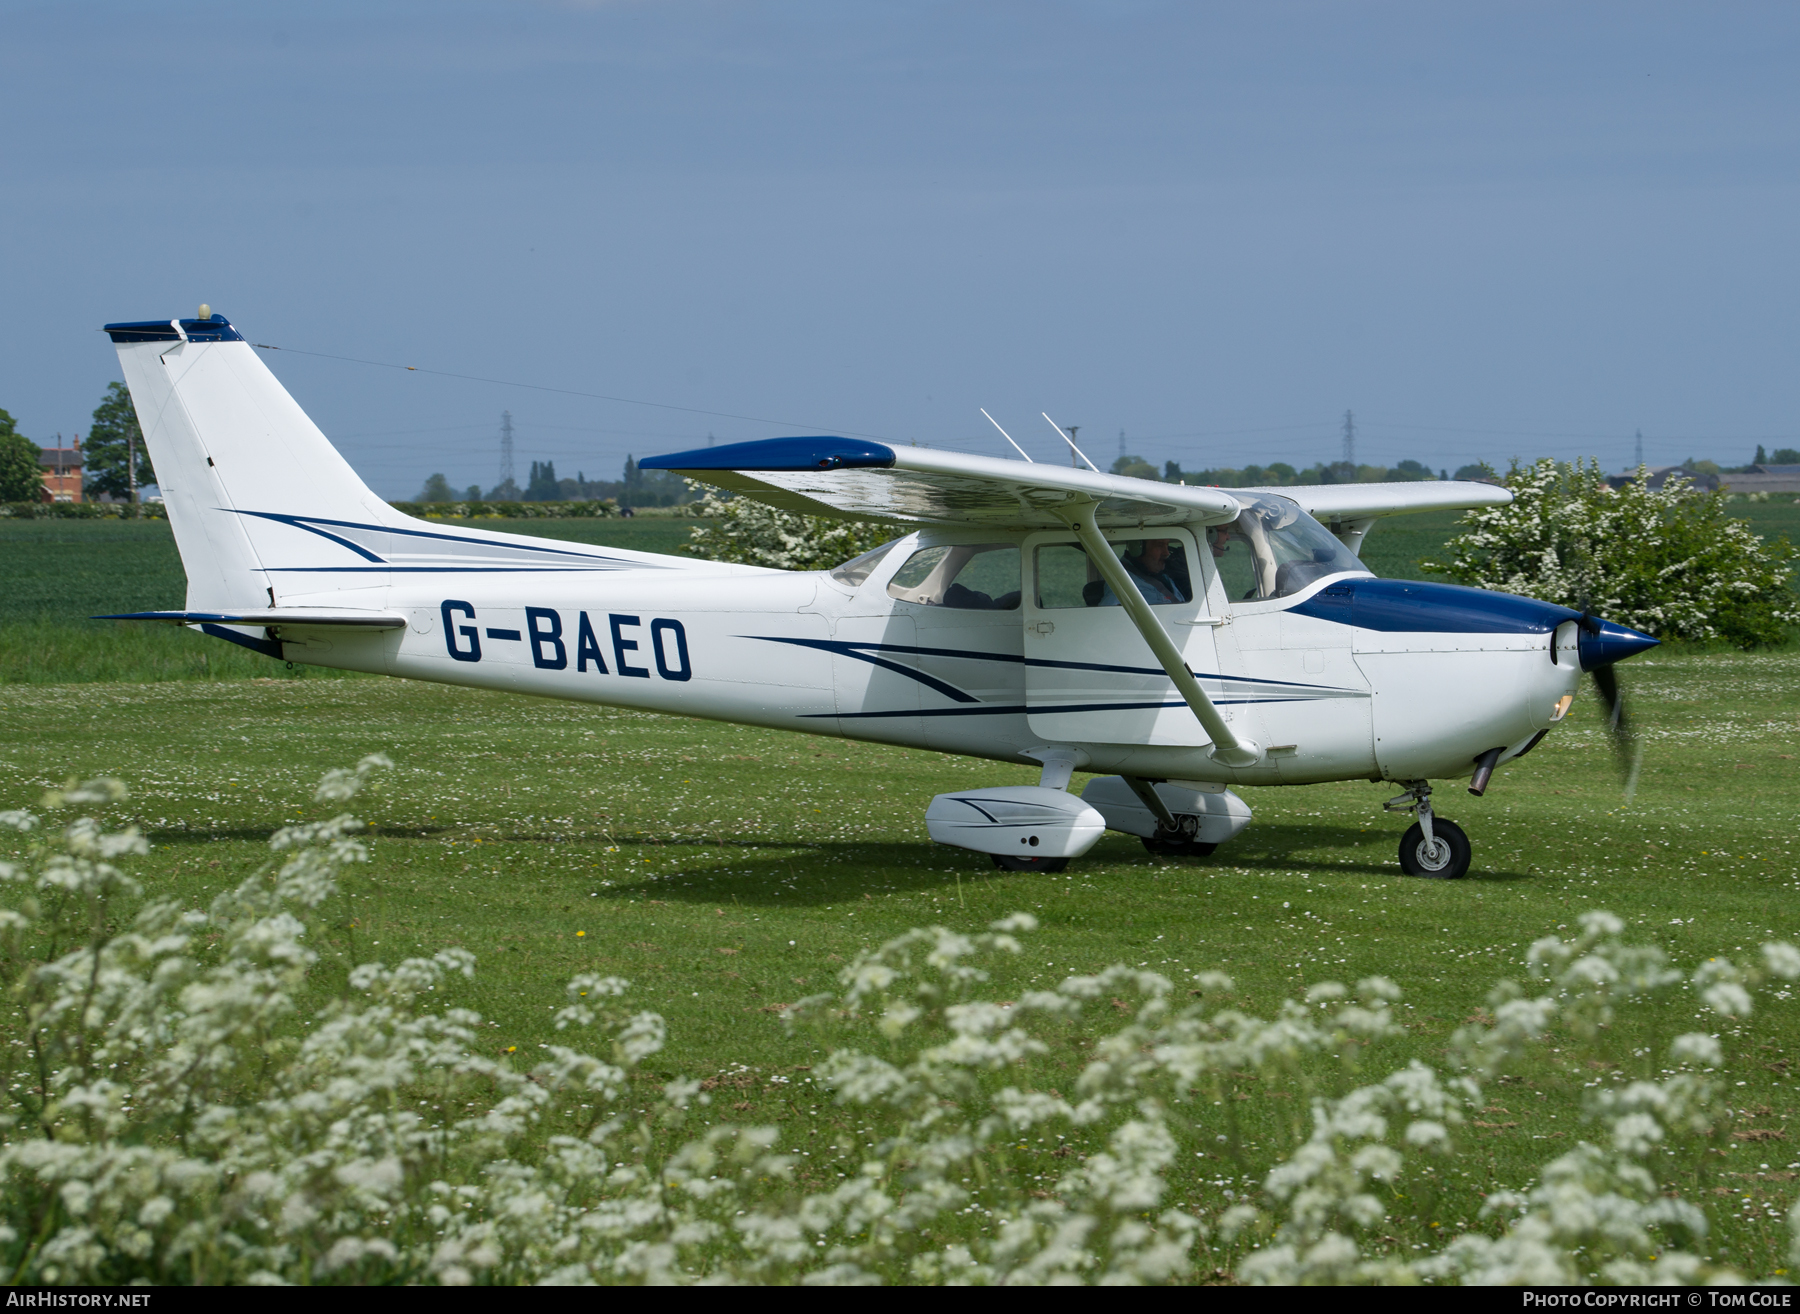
[[2, 499, 1798, 1276]]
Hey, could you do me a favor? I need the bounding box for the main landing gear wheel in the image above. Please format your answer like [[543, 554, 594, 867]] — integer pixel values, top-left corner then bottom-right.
[[1141, 831, 1218, 858], [1398, 818, 1471, 879]]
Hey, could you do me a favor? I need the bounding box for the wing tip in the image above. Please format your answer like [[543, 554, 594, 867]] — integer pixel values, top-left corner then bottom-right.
[[639, 436, 895, 473]]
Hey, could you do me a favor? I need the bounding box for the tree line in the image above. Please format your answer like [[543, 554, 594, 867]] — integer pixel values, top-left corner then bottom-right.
[[1118, 453, 1464, 486], [0, 382, 152, 503], [415, 455, 693, 508]]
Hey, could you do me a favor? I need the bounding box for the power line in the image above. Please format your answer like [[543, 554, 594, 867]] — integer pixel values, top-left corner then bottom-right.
[[248, 340, 895, 441], [1342, 410, 1356, 467]]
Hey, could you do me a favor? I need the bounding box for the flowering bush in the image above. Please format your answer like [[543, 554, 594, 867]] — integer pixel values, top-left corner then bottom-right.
[[1424, 458, 1798, 647], [682, 486, 894, 572], [5, 763, 1800, 1283]]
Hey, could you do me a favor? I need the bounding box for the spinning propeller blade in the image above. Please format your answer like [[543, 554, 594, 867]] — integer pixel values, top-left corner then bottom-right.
[[1578, 609, 1657, 799]]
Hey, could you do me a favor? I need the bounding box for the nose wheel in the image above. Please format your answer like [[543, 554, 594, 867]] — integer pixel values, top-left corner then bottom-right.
[[1386, 783, 1473, 880], [1398, 817, 1470, 878]]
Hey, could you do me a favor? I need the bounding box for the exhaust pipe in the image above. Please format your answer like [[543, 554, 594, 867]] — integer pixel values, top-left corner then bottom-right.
[[1461, 741, 1504, 792], [1468, 747, 1505, 797]]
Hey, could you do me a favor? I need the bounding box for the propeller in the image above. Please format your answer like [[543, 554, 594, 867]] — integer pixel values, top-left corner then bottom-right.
[[1577, 608, 1658, 799]]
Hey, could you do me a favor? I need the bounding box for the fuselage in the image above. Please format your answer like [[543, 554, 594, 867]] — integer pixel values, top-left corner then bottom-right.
[[260, 521, 1586, 789]]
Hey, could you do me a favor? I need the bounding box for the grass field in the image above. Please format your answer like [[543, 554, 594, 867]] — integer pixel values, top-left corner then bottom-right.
[[3, 637, 1798, 1272]]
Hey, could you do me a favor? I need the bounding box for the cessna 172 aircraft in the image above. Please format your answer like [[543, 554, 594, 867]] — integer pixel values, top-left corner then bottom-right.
[[101, 310, 1658, 880]]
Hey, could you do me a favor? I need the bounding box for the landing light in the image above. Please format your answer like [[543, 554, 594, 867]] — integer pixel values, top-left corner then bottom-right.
[[1551, 695, 1574, 722]]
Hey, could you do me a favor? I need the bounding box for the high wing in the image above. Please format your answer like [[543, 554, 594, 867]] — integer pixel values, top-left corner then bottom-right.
[[1252, 480, 1512, 521], [638, 437, 1242, 528], [641, 437, 1508, 529]]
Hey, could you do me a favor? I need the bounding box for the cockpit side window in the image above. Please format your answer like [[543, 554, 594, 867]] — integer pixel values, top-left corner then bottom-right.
[[1033, 538, 1192, 608], [887, 543, 1021, 610], [1206, 493, 1372, 604]]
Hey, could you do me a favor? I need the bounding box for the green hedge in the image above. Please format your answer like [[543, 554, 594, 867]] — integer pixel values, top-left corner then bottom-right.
[[0, 501, 166, 519]]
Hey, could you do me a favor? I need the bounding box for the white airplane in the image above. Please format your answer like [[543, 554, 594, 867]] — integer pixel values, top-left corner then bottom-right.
[[101, 310, 1658, 881]]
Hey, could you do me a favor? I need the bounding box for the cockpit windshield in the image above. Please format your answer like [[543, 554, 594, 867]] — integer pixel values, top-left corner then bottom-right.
[[1206, 492, 1371, 603]]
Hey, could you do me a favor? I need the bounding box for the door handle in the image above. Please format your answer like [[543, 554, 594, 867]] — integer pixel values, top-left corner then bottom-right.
[[1028, 620, 1055, 636]]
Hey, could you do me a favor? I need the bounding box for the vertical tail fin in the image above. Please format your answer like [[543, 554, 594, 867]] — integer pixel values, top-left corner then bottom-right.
[[107, 313, 396, 611]]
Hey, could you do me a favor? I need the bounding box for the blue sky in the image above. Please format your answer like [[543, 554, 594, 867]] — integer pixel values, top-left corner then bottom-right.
[[4, 1, 1798, 497]]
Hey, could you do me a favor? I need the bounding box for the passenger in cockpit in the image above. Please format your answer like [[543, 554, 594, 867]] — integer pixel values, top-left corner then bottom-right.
[[1098, 538, 1187, 606]]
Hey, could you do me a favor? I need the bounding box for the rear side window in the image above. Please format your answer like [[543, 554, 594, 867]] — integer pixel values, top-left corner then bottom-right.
[[887, 544, 1021, 610]]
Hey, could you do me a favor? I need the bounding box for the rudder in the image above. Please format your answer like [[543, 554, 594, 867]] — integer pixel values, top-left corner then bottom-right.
[[108, 312, 396, 612]]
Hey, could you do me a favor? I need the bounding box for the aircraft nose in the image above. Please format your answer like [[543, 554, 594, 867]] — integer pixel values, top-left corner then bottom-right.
[[1577, 618, 1658, 672]]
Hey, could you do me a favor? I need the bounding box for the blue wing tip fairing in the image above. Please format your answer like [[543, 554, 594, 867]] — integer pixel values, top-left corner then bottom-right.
[[638, 436, 895, 473]]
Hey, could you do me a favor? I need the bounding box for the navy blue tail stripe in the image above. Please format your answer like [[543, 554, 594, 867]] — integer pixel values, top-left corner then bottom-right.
[[199, 622, 284, 660]]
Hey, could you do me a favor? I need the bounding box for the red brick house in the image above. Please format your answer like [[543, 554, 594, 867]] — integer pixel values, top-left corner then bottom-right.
[[39, 437, 83, 502]]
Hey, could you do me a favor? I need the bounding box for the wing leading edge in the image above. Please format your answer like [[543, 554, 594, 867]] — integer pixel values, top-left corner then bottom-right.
[[639, 437, 1241, 529], [1248, 480, 1512, 521]]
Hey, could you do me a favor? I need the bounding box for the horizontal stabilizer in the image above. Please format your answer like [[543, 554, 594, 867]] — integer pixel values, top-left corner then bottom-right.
[[97, 609, 407, 629]]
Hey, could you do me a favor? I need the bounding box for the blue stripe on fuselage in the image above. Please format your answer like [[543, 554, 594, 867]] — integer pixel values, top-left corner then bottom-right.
[[748, 635, 1360, 716]]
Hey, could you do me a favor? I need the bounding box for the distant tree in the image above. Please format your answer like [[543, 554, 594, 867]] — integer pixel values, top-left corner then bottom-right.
[[1385, 459, 1436, 482], [0, 409, 39, 501], [416, 473, 455, 502], [1163, 460, 1184, 483], [1238, 464, 1299, 486], [1453, 462, 1497, 482], [1755, 444, 1769, 466], [1110, 453, 1160, 481], [1318, 461, 1358, 484], [618, 454, 698, 507], [1684, 458, 1722, 477], [1772, 448, 1800, 465], [524, 460, 561, 502], [465, 484, 482, 501], [487, 476, 522, 501], [83, 382, 153, 500]]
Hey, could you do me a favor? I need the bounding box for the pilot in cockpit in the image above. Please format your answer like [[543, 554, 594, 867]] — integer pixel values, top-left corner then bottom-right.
[[1097, 538, 1187, 607]]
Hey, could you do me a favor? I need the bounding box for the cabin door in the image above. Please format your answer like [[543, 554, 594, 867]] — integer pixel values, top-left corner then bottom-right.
[[1021, 526, 1217, 747]]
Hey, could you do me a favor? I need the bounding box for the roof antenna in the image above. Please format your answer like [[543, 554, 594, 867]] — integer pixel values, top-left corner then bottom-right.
[[980, 408, 1033, 462], [1041, 412, 1099, 472]]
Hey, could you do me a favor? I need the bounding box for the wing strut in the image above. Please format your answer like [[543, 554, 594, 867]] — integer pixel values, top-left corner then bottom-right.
[[1056, 501, 1264, 769]]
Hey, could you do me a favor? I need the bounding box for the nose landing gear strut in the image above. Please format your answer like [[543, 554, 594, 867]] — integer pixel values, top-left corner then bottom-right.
[[1385, 782, 1472, 880]]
